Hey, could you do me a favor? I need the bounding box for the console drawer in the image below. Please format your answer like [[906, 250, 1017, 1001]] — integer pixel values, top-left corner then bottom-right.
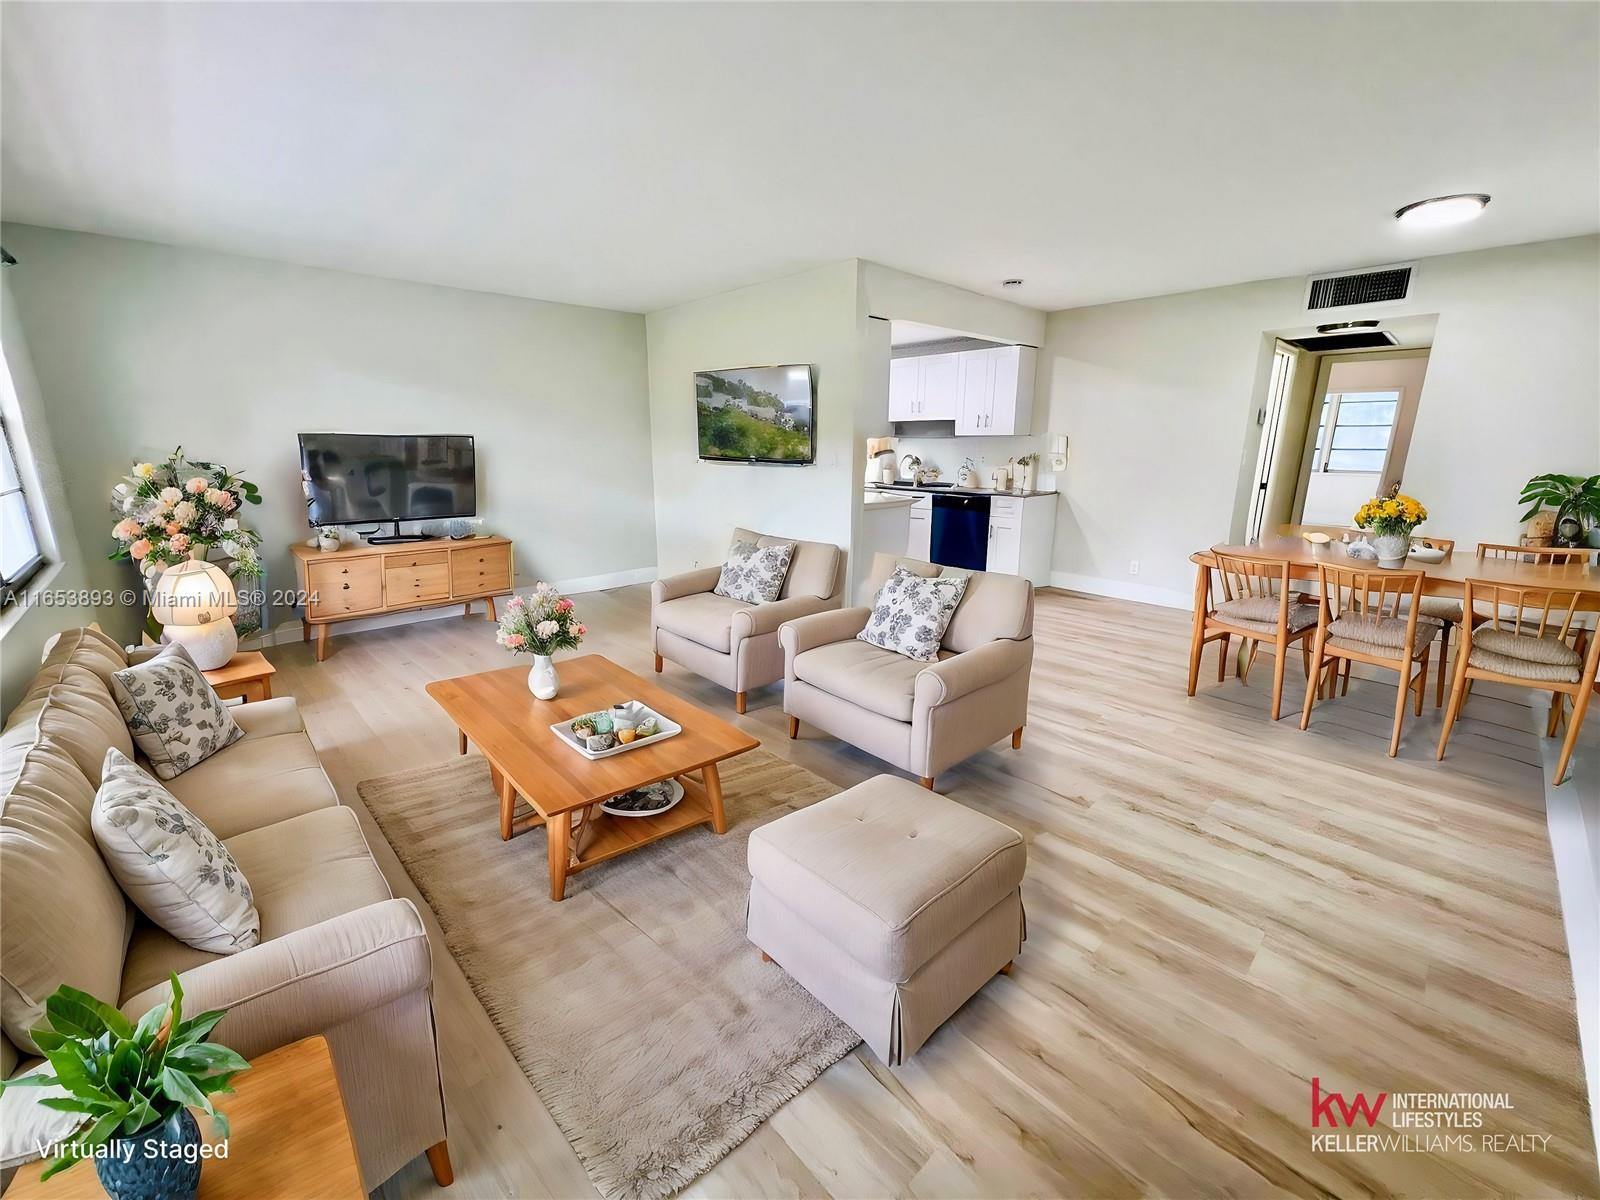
[[382, 548, 448, 571], [450, 544, 512, 595], [385, 563, 451, 605], [306, 557, 383, 617]]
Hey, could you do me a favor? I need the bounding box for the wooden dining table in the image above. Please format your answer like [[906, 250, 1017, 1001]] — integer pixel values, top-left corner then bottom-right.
[[1190, 532, 1600, 693], [1191, 533, 1600, 609]]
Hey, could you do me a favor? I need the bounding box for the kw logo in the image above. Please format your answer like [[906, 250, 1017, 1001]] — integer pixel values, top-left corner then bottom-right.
[[1312, 1077, 1388, 1128]]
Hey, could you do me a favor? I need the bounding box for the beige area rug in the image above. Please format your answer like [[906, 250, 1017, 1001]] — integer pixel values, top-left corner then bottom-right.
[[357, 748, 860, 1200]]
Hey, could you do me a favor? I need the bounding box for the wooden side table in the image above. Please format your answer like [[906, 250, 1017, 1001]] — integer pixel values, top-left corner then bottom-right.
[[202, 652, 277, 703], [5, 1036, 363, 1199]]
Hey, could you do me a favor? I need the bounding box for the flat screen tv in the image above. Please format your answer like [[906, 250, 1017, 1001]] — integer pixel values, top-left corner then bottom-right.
[[695, 364, 815, 464], [299, 433, 475, 541]]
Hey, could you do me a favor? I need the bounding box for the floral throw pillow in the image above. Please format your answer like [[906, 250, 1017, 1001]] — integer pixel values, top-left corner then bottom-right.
[[858, 567, 970, 662], [713, 539, 796, 605], [109, 644, 243, 779], [92, 748, 260, 954]]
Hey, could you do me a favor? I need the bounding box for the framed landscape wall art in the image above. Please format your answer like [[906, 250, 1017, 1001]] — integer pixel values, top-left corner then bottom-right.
[[694, 364, 816, 464]]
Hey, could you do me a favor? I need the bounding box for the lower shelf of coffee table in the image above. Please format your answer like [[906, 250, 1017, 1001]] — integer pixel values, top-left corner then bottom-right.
[[569, 774, 715, 872]]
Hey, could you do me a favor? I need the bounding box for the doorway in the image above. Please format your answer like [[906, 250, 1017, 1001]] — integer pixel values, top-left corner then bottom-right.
[[1245, 344, 1296, 542], [1295, 350, 1431, 525], [1236, 315, 1437, 541]]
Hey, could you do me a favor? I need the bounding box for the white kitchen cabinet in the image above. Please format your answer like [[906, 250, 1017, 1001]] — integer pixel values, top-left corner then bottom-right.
[[888, 353, 961, 421], [987, 510, 1023, 575], [906, 494, 932, 559], [882, 488, 1056, 584], [918, 353, 959, 420], [888, 357, 921, 421], [988, 346, 1030, 435], [955, 348, 995, 435], [954, 345, 1036, 436]]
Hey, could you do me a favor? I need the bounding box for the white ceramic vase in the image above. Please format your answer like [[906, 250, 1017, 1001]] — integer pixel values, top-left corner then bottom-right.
[[1374, 533, 1411, 569], [528, 654, 560, 700]]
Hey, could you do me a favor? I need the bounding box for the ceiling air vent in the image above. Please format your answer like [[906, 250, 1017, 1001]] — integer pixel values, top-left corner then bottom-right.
[[1304, 263, 1414, 311]]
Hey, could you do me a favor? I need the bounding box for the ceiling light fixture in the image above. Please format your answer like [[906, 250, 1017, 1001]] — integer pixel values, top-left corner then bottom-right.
[[1394, 193, 1490, 228]]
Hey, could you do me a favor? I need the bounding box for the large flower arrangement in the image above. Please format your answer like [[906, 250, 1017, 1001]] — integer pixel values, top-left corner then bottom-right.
[[110, 448, 263, 576], [496, 584, 586, 656], [1353, 492, 1428, 538]]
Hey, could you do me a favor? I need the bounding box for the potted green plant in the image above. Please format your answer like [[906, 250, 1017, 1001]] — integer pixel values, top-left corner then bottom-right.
[[0, 975, 247, 1199], [1519, 473, 1600, 547]]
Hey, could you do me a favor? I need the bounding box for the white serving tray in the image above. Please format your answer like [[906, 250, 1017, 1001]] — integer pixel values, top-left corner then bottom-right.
[[549, 700, 683, 760]]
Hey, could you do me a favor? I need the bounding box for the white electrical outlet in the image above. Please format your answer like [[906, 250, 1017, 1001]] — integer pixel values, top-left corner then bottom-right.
[[1128, 560, 1140, 576]]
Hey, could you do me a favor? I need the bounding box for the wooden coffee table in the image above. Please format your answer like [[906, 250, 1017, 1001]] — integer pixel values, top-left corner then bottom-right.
[[425, 654, 760, 900]]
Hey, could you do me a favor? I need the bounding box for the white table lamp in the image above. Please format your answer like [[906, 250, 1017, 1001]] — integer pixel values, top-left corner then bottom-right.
[[153, 558, 239, 670]]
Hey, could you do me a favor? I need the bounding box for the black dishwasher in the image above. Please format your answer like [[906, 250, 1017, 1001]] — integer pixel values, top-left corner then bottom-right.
[[930, 493, 990, 571]]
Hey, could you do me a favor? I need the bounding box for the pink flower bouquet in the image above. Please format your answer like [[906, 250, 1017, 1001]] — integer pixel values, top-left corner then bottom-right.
[[497, 584, 585, 656]]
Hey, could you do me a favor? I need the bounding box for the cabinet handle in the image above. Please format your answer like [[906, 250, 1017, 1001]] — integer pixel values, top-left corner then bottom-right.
[[342, 582, 350, 590], [341, 567, 349, 574]]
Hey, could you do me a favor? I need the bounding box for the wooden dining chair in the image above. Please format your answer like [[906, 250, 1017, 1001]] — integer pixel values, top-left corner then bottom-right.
[[1477, 542, 1596, 564], [1408, 540, 1588, 708], [1437, 579, 1600, 785], [1476, 542, 1598, 635], [1187, 552, 1317, 720], [1299, 564, 1442, 757], [1399, 534, 1460, 706]]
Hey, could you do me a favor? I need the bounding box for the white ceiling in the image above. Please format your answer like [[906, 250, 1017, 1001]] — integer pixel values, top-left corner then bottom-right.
[[2, 2, 1596, 315]]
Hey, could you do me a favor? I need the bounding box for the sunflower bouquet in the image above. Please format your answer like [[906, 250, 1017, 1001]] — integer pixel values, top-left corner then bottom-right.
[[1353, 493, 1428, 538]]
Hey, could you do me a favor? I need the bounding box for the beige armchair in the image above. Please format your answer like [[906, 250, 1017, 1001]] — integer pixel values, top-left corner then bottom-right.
[[652, 528, 845, 712], [779, 554, 1034, 788]]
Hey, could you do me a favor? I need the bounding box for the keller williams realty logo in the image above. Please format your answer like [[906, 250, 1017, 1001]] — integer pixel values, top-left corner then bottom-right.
[[1310, 1077, 1553, 1155], [1312, 1078, 1388, 1128]]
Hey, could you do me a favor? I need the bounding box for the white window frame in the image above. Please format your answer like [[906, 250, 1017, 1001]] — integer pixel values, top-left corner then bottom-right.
[[0, 415, 46, 605], [1313, 389, 1403, 475]]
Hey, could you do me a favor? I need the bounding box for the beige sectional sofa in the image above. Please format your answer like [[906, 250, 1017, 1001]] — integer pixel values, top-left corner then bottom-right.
[[651, 528, 846, 712], [0, 627, 448, 1190]]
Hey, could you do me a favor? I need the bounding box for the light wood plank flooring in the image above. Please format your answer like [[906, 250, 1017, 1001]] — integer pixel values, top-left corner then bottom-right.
[[263, 587, 1596, 1199]]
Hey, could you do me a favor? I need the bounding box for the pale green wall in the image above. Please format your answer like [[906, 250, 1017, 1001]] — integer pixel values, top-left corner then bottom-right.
[[645, 262, 864, 575], [1, 225, 657, 643], [1041, 235, 1600, 603], [642, 258, 1051, 589], [0, 273, 105, 713]]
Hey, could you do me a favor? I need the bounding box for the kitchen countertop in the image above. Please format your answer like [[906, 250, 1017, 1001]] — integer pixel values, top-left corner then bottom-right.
[[862, 492, 918, 509], [868, 482, 1059, 499]]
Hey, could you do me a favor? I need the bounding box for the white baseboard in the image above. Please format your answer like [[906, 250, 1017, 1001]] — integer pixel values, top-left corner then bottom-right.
[[1048, 571, 1191, 610], [552, 565, 657, 595], [256, 565, 657, 646], [1539, 711, 1600, 1160]]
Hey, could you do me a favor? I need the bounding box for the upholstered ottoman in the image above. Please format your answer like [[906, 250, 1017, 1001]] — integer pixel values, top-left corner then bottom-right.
[[747, 774, 1026, 1065]]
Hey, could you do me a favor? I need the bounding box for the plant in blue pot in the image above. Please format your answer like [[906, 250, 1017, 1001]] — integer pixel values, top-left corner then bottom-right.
[[0, 974, 247, 1199]]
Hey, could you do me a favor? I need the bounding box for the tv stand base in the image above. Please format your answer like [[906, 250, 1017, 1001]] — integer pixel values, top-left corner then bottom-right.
[[364, 520, 432, 545]]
